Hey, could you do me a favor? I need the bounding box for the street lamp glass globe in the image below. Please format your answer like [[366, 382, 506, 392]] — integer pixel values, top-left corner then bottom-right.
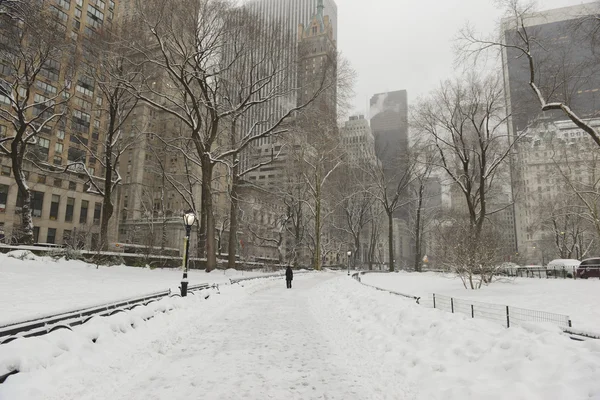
[[183, 211, 196, 227], [347, 251, 351, 257]]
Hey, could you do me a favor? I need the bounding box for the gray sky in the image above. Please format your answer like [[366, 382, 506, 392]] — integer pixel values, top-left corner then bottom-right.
[[335, 0, 591, 116]]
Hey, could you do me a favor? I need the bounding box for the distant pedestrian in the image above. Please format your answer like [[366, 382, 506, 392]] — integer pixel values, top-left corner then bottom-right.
[[286, 266, 293, 289]]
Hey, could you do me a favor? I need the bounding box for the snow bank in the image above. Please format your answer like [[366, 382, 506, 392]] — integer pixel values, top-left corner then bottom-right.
[[0, 277, 287, 400], [0, 253, 275, 325], [311, 277, 600, 399], [362, 271, 600, 332]]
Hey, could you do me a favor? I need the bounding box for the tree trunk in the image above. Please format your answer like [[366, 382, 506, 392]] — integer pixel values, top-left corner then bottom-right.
[[227, 167, 239, 269], [11, 147, 33, 244], [388, 211, 394, 272], [413, 189, 423, 272], [100, 200, 113, 251], [314, 185, 321, 271], [201, 161, 217, 271], [100, 161, 113, 251], [354, 235, 360, 269]]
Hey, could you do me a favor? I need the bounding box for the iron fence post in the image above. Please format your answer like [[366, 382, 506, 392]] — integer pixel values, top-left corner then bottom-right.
[[433, 293, 436, 309], [506, 306, 510, 328], [471, 304, 474, 318], [451, 297, 454, 313], [568, 319, 572, 328]]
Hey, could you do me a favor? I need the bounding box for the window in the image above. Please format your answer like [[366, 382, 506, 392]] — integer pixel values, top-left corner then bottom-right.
[[40, 59, 61, 81], [76, 75, 94, 97], [36, 81, 57, 95], [0, 125, 6, 138], [51, 6, 68, 22], [65, 197, 75, 222], [68, 147, 86, 163], [63, 229, 72, 244], [93, 202, 101, 224], [1, 166, 11, 176], [47, 228, 57, 244], [38, 138, 50, 148], [33, 227, 40, 243], [55, 143, 63, 154], [69, 181, 77, 191], [0, 184, 7, 213], [53, 178, 63, 188], [50, 195, 60, 220], [74, 7, 82, 18], [57, 130, 65, 140], [53, 156, 62, 166], [80, 200, 88, 223], [74, 97, 92, 110], [89, 167, 95, 176], [32, 191, 44, 218]]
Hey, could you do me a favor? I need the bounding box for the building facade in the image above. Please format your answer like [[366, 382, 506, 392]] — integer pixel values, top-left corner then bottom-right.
[[369, 90, 409, 169], [0, 0, 118, 247], [513, 118, 600, 263], [340, 115, 377, 167], [243, 0, 338, 187], [502, 2, 600, 256]]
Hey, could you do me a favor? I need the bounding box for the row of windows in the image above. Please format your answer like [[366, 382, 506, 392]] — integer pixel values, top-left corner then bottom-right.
[[0, 184, 101, 223]]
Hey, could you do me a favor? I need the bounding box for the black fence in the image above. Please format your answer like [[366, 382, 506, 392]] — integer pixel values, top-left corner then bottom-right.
[[502, 265, 600, 280], [432, 294, 572, 329], [503, 266, 577, 279]]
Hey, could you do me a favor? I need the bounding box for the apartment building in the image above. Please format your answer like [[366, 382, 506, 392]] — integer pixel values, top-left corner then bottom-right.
[[0, 0, 118, 247]]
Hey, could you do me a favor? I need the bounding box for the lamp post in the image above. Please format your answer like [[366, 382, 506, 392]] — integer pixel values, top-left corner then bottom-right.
[[181, 210, 195, 297], [347, 250, 351, 275]]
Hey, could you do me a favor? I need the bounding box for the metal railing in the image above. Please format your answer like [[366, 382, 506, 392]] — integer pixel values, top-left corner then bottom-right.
[[352, 271, 420, 303], [0, 283, 214, 384], [351, 270, 600, 341], [0, 284, 212, 346], [431, 293, 571, 329]]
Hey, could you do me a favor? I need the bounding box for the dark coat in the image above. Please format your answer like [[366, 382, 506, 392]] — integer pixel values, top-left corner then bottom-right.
[[285, 267, 293, 280]]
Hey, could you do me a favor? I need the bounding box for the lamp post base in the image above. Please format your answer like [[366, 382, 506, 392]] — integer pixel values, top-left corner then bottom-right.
[[181, 280, 188, 297]]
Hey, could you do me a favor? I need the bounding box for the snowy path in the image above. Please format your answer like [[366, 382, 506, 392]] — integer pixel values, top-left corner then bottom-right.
[[3, 273, 600, 400], [91, 274, 375, 400]]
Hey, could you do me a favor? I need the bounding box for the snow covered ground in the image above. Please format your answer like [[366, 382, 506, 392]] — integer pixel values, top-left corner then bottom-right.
[[1, 274, 599, 400], [361, 271, 600, 332], [0, 251, 276, 326]]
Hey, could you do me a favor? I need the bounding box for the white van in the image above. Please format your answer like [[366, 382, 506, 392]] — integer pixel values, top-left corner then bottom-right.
[[547, 259, 580, 277]]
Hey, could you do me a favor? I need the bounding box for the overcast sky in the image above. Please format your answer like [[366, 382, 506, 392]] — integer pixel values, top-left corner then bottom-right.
[[335, 0, 592, 116]]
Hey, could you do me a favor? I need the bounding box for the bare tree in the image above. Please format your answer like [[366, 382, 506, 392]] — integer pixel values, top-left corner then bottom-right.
[[0, 0, 27, 20], [458, 0, 600, 147], [412, 73, 521, 287], [364, 152, 416, 272], [0, 3, 73, 243], [57, 22, 143, 250], [298, 123, 343, 271], [331, 160, 375, 268], [128, 0, 336, 271], [406, 142, 439, 272]]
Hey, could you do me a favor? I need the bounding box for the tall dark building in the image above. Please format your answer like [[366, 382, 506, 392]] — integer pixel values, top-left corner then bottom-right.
[[369, 90, 409, 170], [503, 3, 600, 135]]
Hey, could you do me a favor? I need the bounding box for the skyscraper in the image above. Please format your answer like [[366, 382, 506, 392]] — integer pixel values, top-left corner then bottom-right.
[[246, 0, 337, 41], [244, 0, 338, 186], [369, 90, 409, 170], [502, 3, 600, 137]]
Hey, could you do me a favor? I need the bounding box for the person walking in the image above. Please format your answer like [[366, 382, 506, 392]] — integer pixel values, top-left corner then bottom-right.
[[285, 266, 293, 289]]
